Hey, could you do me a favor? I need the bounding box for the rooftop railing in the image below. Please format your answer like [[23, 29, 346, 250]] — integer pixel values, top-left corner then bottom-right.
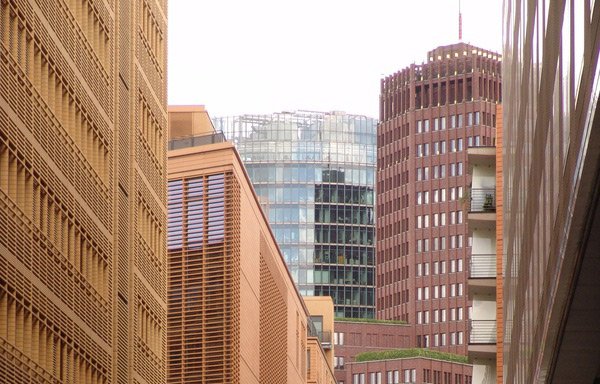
[[168, 131, 226, 150]]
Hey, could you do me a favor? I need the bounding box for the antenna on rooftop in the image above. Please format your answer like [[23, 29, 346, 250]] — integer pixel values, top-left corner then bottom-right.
[[458, 0, 463, 41]]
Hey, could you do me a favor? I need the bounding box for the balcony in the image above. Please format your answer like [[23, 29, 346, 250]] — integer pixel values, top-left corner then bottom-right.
[[468, 254, 496, 296], [469, 253, 496, 278], [469, 320, 497, 344], [468, 188, 496, 228], [470, 188, 496, 212], [308, 326, 332, 350], [468, 320, 497, 359]]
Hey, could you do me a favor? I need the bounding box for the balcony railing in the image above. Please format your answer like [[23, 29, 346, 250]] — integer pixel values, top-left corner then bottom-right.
[[308, 327, 332, 349], [168, 131, 226, 150], [469, 188, 496, 212], [469, 320, 496, 344], [469, 254, 496, 278]]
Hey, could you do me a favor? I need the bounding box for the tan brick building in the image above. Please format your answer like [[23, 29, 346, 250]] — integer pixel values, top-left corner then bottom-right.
[[167, 106, 336, 384], [0, 0, 167, 383]]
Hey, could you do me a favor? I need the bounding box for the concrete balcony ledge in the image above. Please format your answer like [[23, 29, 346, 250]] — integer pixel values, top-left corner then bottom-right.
[[467, 146, 496, 167]]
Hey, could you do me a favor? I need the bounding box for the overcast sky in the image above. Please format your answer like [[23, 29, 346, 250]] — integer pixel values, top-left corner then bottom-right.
[[168, 0, 503, 118]]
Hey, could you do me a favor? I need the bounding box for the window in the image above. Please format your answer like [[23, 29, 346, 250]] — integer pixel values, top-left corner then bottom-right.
[[424, 119, 430, 132], [417, 120, 423, 133], [335, 356, 345, 369], [440, 117, 446, 130], [334, 332, 345, 345], [467, 112, 473, 126], [434, 118, 439, 131]]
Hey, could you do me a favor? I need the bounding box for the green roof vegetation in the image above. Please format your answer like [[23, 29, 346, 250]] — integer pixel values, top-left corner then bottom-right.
[[355, 348, 469, 364], [334, 317, 407, 325]]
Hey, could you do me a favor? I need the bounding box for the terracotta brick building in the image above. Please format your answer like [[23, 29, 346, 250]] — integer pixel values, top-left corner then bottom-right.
[[0, 1, 168, 383], [377, 43, 502, 355], [344, 355, 472, 384], [167, 106, 335, 384]]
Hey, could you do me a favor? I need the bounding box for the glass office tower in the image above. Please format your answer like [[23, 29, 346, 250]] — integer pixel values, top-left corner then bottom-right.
[[213, 111, 377, 318]]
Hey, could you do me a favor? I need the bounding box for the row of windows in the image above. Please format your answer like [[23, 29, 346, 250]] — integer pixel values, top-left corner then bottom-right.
[[417, 307, 465, 324], [314, 245, 374, 265], [351, 368, 471, 384], [316, 185, 375, 205], [417, 332, 464, 348], [416, 210, 464, 229], [311, 266, 374, 286], [416, 112, 484, 134], [316, 205, 374, 226], [248, 165, 375, 186], [417, 283, 464, 300], [315, 226, 374, 246], [352, 369, 416, 384], [416, 235, 465, 253], [416, 259, 464, 277]]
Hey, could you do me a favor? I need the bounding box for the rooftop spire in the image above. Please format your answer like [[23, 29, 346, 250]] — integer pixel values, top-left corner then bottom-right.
[[459, 0, 463, 41]]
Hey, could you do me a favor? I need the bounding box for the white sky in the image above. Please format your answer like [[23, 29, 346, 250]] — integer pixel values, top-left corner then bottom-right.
[[168, 0, 503, 118]]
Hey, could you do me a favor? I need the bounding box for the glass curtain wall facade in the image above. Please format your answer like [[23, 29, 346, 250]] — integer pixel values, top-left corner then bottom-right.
[[213, 111, 377, 318]]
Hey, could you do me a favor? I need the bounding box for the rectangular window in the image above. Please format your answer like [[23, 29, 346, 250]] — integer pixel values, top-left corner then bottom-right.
[[417, 120, 423, 133]]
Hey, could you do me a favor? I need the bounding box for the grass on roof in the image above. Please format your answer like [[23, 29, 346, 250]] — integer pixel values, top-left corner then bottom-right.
[[334, 317, 407, 325], [355, 348, 469, 364]]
